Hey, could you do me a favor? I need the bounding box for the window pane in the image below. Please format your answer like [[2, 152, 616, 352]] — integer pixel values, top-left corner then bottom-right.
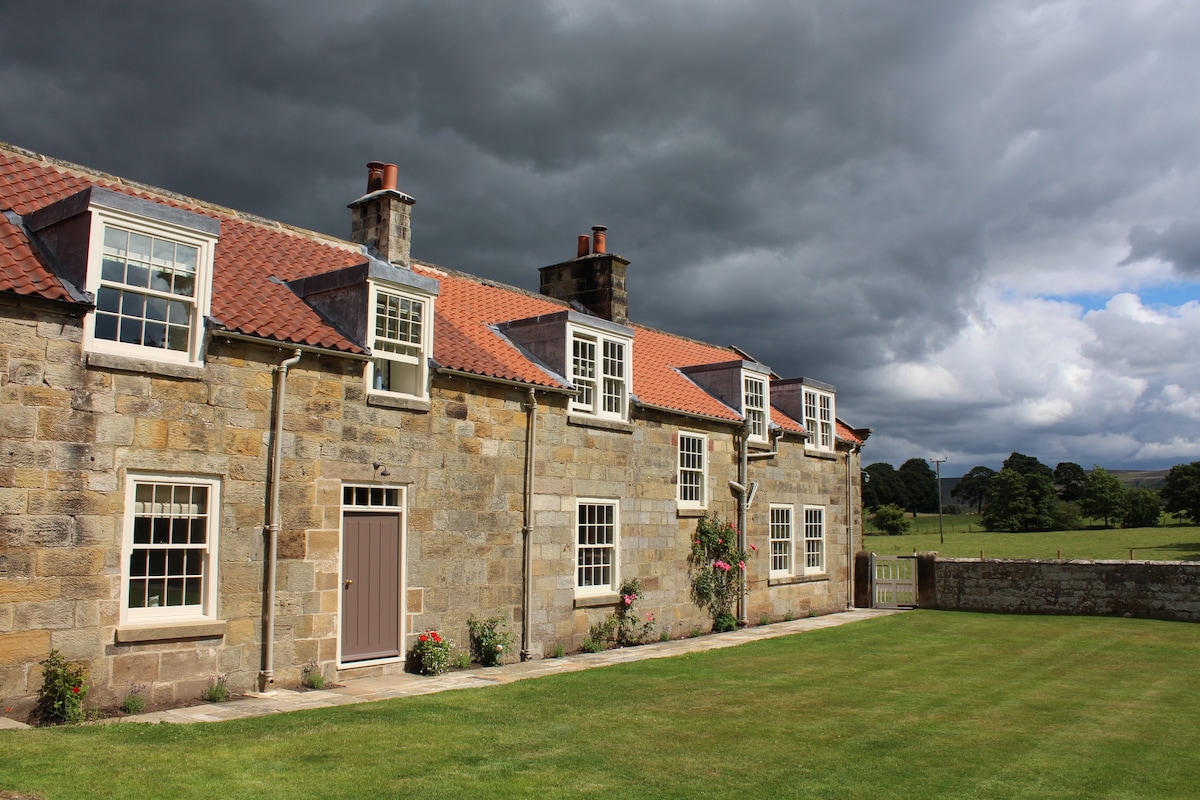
[[152, 238, 175, 267], [128, 233, 152, 264]]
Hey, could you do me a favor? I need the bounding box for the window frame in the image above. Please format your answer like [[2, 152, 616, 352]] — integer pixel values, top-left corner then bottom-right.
[[366, 282, 433, 401], [803, 386, 836, 453], [120, 474, 221, 625], [574, 499, 620, 597], [803, 504, 826, 575], [743, 373, 769, 444], [677, 432, 708, 510], [769, 504, 794, 578], [83, 205, 216, 367], [568, 324, 631, 422]]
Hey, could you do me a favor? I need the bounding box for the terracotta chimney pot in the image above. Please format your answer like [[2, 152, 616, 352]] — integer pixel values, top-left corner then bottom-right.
[[366, 161, 388, 193], [577, 235, 591, 258], [591, 225, 607, 255]]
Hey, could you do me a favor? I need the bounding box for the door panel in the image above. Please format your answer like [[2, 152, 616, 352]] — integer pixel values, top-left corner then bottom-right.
[[342, 511, 401, 662]]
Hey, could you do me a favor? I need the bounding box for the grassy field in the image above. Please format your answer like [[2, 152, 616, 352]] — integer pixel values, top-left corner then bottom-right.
[[5, 611, 1200, 799], [864, 514, 1200, 560]]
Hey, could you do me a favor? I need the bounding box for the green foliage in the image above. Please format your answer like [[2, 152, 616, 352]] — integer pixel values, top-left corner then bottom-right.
[[1080, 467, 1127, 527], [870, 503, 911, 536], [688, 514, 750, 629], [301, 661, 326, 690], [899, 458, 939, 514], [467, 614, 515, 667], [1049, 501, 1082, 532], [983, 468, 1057, 532], [1054, 462, 1087, 502], [862, 462, 907, 510], [552, 644, 565, 658], [203, 675, 229, 703], [1161, 461, 1200, 523], [1122, 489, 1162, 528], [581, 579, 656, 651], [453, 651, 473, 670], [406, 630, 452, 676], [37, 649, 88, 724], [120, 684, 147, 715], [1003, 451, 1054, 479], [951, 466, 996, 513]]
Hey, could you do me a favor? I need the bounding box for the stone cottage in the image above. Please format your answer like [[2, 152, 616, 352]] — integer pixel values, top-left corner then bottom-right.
[[0, 143, 869, 717]]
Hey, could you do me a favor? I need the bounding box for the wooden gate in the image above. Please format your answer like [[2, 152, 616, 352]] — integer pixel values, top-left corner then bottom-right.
[[871, 554, 917, 608]]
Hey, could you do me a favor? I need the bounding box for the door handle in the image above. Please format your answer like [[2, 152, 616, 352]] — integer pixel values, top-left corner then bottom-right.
[[344, 579, 353, 589]]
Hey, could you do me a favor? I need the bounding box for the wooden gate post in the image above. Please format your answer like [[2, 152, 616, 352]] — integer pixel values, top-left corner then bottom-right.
[[854, 551, 873, 608]]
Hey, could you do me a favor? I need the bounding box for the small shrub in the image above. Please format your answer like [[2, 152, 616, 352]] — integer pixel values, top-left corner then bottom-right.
[[407, 629, 452, 675], [36, 649, 88, 725], [659, 630, 670, 642], [453, 651, 472, 670], [553, 644, 565, 659], [688, 628, 702, 638], [203, 675, 229, 703], [301, 661, 326, 690], [784, 613, 795, 622], [713, 613, 739, 633], [120, 684, 147, 715], [579, 580, 656, 652], [871, 504, 911, 536], [467, 614, 515, 667], [759, 615, 771, 626]]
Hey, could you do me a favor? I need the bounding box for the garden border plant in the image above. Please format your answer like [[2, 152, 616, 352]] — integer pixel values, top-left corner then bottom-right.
[[36, 648, 89, 725], [407, 629, 453, 675], [580, 579, 656, 652], [688, 513, 752, 632], [467, 614, 515, 667]]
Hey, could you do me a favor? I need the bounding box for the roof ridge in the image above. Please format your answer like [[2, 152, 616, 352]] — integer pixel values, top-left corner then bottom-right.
[[0, 140, 358, 254]]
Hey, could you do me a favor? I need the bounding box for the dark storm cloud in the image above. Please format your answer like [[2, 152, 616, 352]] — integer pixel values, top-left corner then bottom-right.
[[3, 0, 1200, 471]]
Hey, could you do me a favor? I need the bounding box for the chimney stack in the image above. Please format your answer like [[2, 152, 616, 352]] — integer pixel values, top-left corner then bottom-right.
[[349, 161, 414, 266], [539, 226, 630, 324]]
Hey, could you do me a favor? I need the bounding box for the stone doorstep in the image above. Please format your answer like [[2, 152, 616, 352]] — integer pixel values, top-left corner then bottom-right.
[[14, 609, 899, 728]]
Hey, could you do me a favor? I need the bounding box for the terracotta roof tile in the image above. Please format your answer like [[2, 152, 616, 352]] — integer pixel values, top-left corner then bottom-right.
[[0, 213, 75, 302], [631, 326, 743, 422]]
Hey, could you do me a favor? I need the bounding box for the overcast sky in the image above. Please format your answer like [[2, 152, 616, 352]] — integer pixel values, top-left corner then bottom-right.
[[4, 0, 1199, 475]]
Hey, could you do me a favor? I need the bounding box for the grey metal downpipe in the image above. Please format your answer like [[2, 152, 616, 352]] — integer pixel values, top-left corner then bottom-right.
[[260, 349, 301, 692], [520, 388, 537, 661], [737, 419, 750, 626], [846, 444, 861, 608]]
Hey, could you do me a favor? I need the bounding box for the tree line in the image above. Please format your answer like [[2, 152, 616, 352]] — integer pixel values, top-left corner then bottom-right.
[[863, 453, 1200, 535]]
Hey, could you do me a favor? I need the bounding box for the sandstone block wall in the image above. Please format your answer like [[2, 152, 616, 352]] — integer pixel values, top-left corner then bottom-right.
[[928, 558, 1200, 622]]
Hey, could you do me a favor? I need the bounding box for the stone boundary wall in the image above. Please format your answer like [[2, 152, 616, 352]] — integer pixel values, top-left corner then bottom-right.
[[920, 555, 1200, 622]]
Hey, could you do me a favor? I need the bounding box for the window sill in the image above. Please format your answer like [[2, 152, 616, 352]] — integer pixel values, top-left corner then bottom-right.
[[767, 574, 828, 587], [86, 351, 205, 380], [567, 414, 633, 433], [367, 392, 431, 412], [574, 593, 620, 609], [804, 448, 838, 460], [115, 620, 227, 643], [677, 507, 707, 518]]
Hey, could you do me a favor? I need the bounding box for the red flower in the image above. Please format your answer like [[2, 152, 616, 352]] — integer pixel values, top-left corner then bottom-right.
[[431, 631, 442, 643], [72, 686, 80, 694], [419, 633, 429, 643]]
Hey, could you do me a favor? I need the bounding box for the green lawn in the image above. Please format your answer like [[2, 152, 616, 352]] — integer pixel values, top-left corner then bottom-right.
[[5, 611, 1200, 799], [865, 516, 1200, 560]]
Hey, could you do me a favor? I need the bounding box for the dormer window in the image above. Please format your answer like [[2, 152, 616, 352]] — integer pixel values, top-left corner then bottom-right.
[[22, 188, 219, 368], [570, 329, 629, 420], [368, 284, 431, 399], [804, 385, 835, 452], [743, 374, 768, 444]]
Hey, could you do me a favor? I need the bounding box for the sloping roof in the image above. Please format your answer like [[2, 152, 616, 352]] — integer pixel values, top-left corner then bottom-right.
[[0, 142, 867, 439]]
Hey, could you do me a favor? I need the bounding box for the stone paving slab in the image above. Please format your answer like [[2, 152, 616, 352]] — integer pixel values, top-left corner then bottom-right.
[[21, 608, 901, 729]]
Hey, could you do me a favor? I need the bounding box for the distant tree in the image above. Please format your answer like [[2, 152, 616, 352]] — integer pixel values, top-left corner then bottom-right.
[[983, 468, 1056, 532], [1079, 467, 1127, 528], [951, 466, 996, 513], [862, 463, 907, 511], [1050, 502, 1082, 532], [898, 458, 939, 515], [1053, 462, 1087, 503], [1122, 489, 1162, 528], [1161, 462, 1200, 524], [870, 504, 911, 536], [1003, 452, 1054, 480]]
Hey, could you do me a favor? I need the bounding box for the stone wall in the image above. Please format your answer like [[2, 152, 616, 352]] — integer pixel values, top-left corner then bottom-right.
[[1, 293, 862, 717], [925, 557, 1200, 622]]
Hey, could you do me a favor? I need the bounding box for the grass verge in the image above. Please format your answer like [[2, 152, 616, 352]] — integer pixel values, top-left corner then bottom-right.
[[865, 522, 1200, 560], [4, 611, 1200, 799]]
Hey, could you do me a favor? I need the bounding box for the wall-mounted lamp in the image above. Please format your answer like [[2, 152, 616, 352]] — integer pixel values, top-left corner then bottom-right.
[[372, 462, 391, 478]]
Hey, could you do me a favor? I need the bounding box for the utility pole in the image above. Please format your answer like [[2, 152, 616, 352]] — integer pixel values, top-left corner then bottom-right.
[[932, 458, 947, 544]]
